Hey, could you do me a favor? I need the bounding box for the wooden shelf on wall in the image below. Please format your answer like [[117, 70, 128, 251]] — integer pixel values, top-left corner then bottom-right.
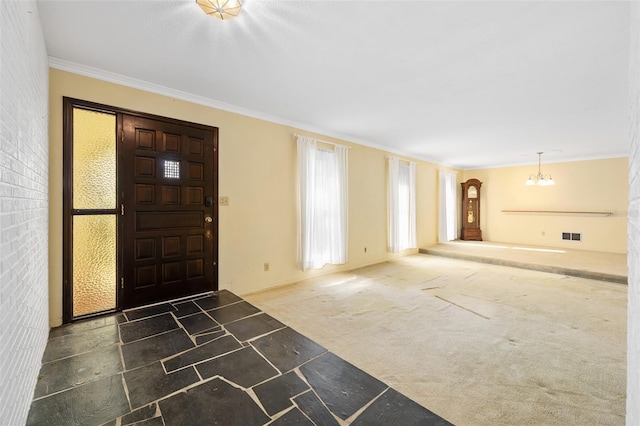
[[501, 209, 613, 216]]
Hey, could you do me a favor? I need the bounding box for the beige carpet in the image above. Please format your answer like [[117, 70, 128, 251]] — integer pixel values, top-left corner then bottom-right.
[[245, 254, 626, 425]]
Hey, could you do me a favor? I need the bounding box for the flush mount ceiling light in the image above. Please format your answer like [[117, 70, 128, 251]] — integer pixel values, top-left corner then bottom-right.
[[196, 0, 242, 20], [525, 152, 555, 186]]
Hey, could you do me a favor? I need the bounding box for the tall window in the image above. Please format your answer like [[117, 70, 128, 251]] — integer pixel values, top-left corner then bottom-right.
[[297, 135, 348, 271], [388, 157, 416, 252], [68, 106, 117, 318], [438, 169, 458, 242]]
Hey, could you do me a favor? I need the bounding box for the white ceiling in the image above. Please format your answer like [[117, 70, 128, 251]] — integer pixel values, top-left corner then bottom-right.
[[37, 0, 631, 169]]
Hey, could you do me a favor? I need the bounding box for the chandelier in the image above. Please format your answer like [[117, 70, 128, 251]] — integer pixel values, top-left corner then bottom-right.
[[525, 152, 555, 186], [196, 0, 242, 20]]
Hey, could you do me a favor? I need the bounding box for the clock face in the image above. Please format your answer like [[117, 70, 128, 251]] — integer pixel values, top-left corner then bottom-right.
[[468, 186, 477, 198]]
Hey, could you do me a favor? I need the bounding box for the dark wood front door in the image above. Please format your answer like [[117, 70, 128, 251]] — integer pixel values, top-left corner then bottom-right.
[[121, 114, 218, 309]]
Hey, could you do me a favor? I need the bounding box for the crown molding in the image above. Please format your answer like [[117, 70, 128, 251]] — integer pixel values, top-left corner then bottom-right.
[[48, 56, 302, 127], [48, 56, 444, 166], [465, 153, 629, 171]]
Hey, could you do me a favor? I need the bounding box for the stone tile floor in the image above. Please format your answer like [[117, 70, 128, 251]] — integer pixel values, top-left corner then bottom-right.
[[27, 290, 451, 425]]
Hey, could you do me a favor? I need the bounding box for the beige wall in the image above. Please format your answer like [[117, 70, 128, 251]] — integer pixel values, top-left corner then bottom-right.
[[462, 157, 628, 253], [49, 69, 627, 328], [48, 69, 443, 327]]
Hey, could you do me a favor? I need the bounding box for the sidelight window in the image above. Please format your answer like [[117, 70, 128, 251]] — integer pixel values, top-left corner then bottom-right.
[[68, 106, 117, 318]]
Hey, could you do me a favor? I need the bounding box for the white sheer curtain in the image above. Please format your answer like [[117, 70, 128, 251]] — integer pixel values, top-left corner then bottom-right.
[[438, 169, 458, 242], [388, 157, 416, 253], [297, 135, 348, 271]]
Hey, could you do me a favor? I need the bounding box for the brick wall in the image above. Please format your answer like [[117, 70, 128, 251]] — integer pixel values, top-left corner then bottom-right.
[[0, 1, 50, 424], [629, 3, 640, 425]]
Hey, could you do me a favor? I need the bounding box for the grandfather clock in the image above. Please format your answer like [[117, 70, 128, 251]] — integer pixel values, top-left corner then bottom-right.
[[461, 179, 482, 241]]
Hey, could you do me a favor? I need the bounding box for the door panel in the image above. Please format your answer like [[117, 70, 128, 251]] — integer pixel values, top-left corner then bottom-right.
[[121, 114, 217, 309]]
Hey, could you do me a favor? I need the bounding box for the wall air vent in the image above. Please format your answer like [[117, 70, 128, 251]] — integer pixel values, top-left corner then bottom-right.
[[562, 232, 581, 242]]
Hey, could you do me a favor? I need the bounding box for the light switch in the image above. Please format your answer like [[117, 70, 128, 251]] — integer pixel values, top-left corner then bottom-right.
[[219, 196, 229, 206]]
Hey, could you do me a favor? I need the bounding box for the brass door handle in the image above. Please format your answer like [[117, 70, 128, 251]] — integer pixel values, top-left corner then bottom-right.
[[205, 216, 213, 223]]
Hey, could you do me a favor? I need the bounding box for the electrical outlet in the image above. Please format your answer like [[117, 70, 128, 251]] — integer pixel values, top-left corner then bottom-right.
[[264, 262, 269, 272], [219, 196, 229, 206]]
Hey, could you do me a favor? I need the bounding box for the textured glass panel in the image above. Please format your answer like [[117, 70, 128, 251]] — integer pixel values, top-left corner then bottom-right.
[[73, 215, 116, 316], [164, 160, 180, 179], [73, 108, 116, 209]]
